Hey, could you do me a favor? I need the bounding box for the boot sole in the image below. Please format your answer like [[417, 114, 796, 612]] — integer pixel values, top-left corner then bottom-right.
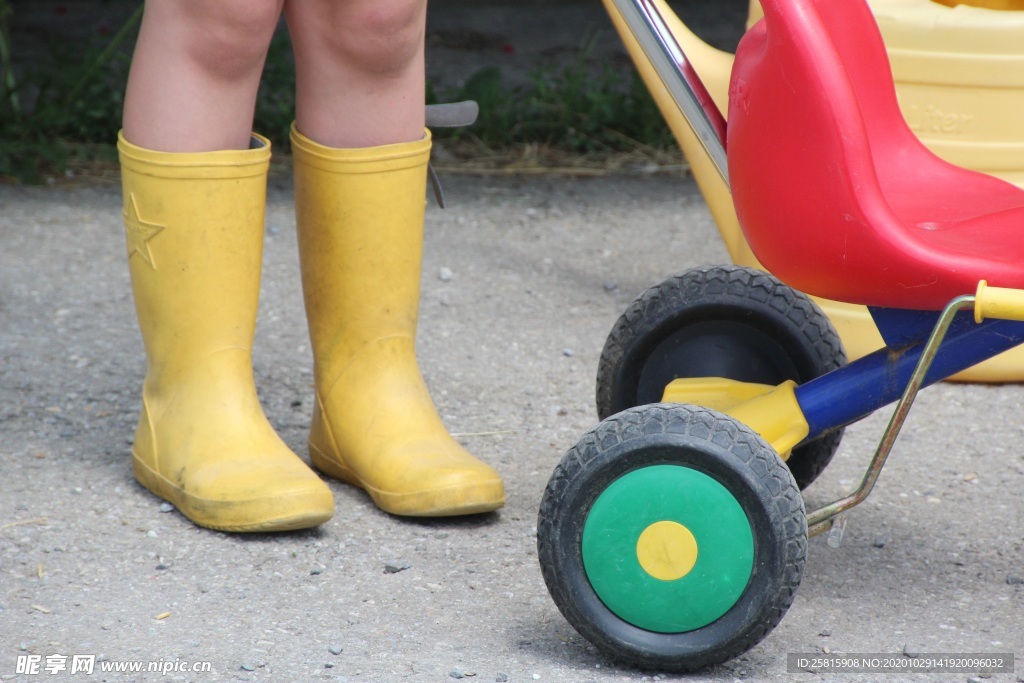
[[309, 442, 505, 517], [132, 453, 334, 533]]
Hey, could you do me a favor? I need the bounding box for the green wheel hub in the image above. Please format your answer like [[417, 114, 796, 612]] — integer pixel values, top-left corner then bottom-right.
[[582, 464, 755, 633]]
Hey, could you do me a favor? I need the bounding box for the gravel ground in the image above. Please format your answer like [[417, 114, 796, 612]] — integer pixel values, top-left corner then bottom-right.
[[1, 169, 1022, 683]]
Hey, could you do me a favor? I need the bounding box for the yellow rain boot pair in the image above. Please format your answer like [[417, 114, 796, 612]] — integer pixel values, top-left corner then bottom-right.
[[291, 126, 505, 517], [119, 128, 504, 530]]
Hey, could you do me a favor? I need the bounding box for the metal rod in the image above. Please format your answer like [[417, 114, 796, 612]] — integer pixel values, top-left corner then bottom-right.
[[609, 0, 730, 187], [805, 295, 976, 536]]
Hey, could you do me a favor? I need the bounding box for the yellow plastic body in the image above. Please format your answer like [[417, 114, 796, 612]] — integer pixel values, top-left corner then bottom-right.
[[975, 281, 1024, 322], [291, 126, 505, 517], [662, 378, 810, 458], [118, 132, 334, 532], [610, 0, 1024, 382]]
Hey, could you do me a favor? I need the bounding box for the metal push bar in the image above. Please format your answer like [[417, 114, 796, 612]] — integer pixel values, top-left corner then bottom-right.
[[609, 0, 730, 187]]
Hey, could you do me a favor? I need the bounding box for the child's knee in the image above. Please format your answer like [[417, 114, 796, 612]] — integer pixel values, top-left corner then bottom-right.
[[324, 0, 426, 77], [181, 0, 282, 82]]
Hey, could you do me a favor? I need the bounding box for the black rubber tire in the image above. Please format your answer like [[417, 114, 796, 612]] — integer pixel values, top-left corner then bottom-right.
[[596, 265, 846, 489], [537, 403, 807, 673]]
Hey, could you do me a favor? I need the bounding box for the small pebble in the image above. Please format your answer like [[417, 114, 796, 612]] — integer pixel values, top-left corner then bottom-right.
[[328, 644, 343, 655], [18, 643, 27, 651], [496, 674, 509, 683], [310, 567, 324, 576], [324, 662, 334, 669], [155, 562, 170, 571], [240, 663, 255, 672], [450, 669, 465, 680], [603, 281, 618, 292], [872, 537, 886, 548], [819, 629, 831, 637], [903, 643, 922, 658], [1007, 574, 1023, 585], [561, 348, 574, 357], [158, 502, 175, 513], [439, 267, 453, 282], [384, 562, 411, 574]]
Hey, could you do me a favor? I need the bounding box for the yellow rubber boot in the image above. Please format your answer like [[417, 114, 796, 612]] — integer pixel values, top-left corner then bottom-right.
[[118, 132, 334, 532], [291, 125, 505, 516]]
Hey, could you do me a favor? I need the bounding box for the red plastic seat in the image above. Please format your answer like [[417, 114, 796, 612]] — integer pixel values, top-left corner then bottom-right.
[[727, 0, 1024, 311]]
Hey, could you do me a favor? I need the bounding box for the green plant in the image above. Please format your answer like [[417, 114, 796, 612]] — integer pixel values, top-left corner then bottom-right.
[[0, 3, 140, 183], [255, 30, 674, 158], [433, 36, 674, 155], [0, 8, 673, 182], [0, 0, 18, 114]]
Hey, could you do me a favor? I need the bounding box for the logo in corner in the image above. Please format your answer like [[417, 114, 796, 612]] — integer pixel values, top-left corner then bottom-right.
[[123, 193, 165, 268]]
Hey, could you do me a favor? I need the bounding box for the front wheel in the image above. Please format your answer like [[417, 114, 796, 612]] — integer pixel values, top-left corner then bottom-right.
[[537, 403, 807, 672]]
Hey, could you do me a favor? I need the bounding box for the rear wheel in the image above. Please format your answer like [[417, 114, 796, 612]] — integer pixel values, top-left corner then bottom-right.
[[596, 265, 846, 488]]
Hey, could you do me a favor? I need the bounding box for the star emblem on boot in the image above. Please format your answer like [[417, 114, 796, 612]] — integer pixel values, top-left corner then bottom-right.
[[123, 192, 165, 268]]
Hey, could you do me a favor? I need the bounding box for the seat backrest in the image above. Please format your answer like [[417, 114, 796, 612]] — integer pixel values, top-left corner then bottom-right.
[[818, 0, 1018, 222], [727, 0, 915, 299], [728, 0, 1024, 308]]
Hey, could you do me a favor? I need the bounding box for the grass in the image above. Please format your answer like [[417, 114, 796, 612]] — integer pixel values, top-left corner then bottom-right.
[[0, 4, 680, 184]]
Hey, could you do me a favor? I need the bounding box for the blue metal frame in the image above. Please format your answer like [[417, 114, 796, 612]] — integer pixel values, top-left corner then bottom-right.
[[795, 307, 1024, 441]]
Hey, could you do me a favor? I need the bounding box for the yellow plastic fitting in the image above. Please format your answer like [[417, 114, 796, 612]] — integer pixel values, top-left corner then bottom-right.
[[975, 281, 1024, 322], [636, 521, 699, 581], [662, 378, 809, 458]]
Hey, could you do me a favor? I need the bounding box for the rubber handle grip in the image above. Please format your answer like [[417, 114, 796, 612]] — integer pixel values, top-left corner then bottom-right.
[[974, 280, 1024, 323], [425, 101, 479, 128]]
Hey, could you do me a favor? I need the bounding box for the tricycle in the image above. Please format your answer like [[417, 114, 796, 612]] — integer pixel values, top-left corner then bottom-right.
[[536, 0, 1024, 671]]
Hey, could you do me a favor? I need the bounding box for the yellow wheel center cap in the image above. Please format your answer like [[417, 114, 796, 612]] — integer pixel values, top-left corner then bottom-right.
[[636, 520, 699, 581]]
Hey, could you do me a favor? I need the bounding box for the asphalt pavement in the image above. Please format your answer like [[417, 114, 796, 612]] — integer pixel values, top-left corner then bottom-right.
[[1, 163, 1022, 682]]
